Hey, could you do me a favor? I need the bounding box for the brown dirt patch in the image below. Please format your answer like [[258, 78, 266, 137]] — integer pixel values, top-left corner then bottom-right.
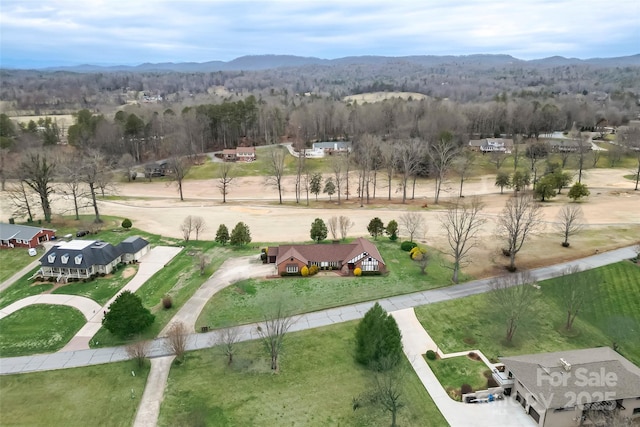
[[122, 267, 136, 279]]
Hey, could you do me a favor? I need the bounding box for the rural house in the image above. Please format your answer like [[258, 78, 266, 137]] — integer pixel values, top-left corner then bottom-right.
[[221, 146, 256, 162], [38, 237, 149, 281], [266, 237, 385, 275], [467, 138, 513, 153], [0, 223, 56, 249], [492, 347, 640, 427]]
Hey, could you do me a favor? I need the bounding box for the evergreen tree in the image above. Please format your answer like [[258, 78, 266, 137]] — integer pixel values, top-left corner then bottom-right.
[[367, 217, 385, 240], [495, 171, 511, 194], [310, 173, 322, 201], [230, 222, 251, 246], [310, 218, 328, 242], [215, 224, 230, 245], [102, 291, 154, 338], [323, 177, 336, 200], [385, 220, 399, 241], [568, 182, 590, 201], [355, 303, 403, 371]]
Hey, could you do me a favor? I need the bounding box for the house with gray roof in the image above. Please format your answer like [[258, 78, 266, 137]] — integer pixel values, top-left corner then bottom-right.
[[39, 237, 149, 281], [494, 347, 640, 426], [267, 237, 385, 276], [117, 236, 150, 262], [468, 138, 513, 153], [0, 223, 56, 249]]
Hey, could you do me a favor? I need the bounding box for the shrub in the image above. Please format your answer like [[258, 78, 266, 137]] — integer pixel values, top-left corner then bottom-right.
[[401, 241, 418, 252], [121, 218, 132, 229], [301, 265, 309, 277], [353, 267, 362, 276], [487, 377, 499, 388], [461, 384, 473, 395], [162, 295, 173, 309], [309, 265, 319, 275], [426, 350, 437, 360]]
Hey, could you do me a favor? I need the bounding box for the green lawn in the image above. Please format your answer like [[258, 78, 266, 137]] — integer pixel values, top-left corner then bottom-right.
[[0, 305, 86, 356], [197, 240, 459, 329], [0, 267, 53, 310], [0, 360, 149, 426], [427, 356, 490, 401], [90, 242, 257, 348], [158, 321, 446, 427], [415, 261, 640, 366], [0, 248, 36, 283], [52, 264, 138, 305]]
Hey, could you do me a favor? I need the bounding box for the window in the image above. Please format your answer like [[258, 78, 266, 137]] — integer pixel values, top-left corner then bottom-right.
[[61, 254, 69, 264], [48, 253, 56, 263], [633, 407, 640, 415], [286, 265, 298, 273], [75, 255, 83, 265]]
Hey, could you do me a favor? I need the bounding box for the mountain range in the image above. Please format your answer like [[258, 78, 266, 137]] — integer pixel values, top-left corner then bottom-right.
[[27, 54, 640, 73]]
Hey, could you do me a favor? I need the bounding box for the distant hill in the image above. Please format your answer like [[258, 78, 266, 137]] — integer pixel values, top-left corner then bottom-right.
[[26, 53, 639, 73]]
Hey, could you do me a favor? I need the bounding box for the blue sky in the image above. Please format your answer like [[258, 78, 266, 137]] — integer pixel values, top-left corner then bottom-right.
[[1, 0, 638, 68]]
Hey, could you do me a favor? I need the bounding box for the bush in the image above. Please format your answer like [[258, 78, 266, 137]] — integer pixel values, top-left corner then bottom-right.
[[162, 295, 173, 309], [461, 384, 473, 395], [426, 350, 437, 360], [309, 265, 319, 275], [353, 267, 362, 276], [301, 266, 309, 277], [401, 241, 418, 252], [487, 377, 499, 388], [121, 218, 132, 229]]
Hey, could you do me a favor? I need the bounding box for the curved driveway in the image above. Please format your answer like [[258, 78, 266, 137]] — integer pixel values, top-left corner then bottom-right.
[[0, 294, 101, 321]]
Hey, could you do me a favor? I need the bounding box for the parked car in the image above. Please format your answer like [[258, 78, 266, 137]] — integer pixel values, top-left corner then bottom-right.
[[76, 230, 90, 237]]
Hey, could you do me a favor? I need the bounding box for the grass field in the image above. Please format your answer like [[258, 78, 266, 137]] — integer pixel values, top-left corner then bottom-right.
[[415, 261, 640, 366], [0, 360, 149, 426], [0, 305, 86, 356], [0, 248, 35, 283], [427, 356, 490, 401], [0, 267, 53, 309], [197, 240, 460, 329], [90, 242, 257, 348], [158, 321, 446, 427]]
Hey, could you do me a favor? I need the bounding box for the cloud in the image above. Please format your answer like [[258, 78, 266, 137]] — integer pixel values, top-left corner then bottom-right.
[[0, 0, 638, 67]]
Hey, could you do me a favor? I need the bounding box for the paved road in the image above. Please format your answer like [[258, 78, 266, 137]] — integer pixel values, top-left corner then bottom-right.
[[1, 245, 635, 376], [0, 294, 101, 321]]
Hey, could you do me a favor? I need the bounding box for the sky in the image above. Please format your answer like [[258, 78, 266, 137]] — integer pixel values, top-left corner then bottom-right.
[[1, 0, 638, 68]]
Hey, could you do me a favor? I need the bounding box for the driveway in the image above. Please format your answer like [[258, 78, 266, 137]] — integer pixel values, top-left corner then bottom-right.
[[392, 308, 535, 427], [0, 294, 102, 321]]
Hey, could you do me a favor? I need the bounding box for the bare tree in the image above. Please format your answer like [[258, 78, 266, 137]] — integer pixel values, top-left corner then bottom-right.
[[181, 215, 194, 242], [117, 153, 136, 182], [428, 132, 459, 204], [399, 212, 425, 242], [217, 162, 234, 203], [20, 151, 56, 223], [168, 156, 191, 201], [265, 148, 286, 204], [454, 150, 475, 198], [331, 155, 345, 205], [58, 155, 88, 220], [256, 299, 294, 372], [497, 192, 542, 271], [556, 266, 599, 331], [439, 198, 487, 283], [327, 216, 339, 240], [381, 141, 398, 201], [294, 141, 305, 203], [6, 180, 35, 222], [215, 328, 240, 366], [487, 270, 539, 342], [554, 204, 584, 247], [165, 322, 189, 362], [397, 139, 424, 203], [354, 363, 406, 427], [80, 149, 108, 223], [192, 216, 206, 240], [338, 215, 354, 241], [126, 338, 151, 368], [489, 150, 507, 171], [618, 126, 640, 190]]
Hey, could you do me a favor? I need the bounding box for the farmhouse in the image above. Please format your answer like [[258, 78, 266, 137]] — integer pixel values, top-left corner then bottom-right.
[[266, 237, 385, 275], [221, 146, 256, 162], [38, 236, 149, 281], [0, 223, 56, 249], [492, 347, 640, 427]]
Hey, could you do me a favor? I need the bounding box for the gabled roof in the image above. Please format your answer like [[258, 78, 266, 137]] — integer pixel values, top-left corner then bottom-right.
[[40, 240, 121, 269], [274, 237, 384, 266], [117, 236, 149, 254], [501, 347, 640, 409], [0, 223, 56, 241]]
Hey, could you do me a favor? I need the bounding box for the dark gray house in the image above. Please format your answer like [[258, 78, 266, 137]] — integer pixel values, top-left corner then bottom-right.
[[39, 237, 149, 281]]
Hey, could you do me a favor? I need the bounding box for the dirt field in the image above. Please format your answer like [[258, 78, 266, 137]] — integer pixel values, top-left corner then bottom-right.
[[1, 168, 638, 278]]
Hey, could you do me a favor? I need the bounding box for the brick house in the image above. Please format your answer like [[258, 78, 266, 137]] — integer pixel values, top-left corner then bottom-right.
[[267, 237, 385, 275], [0, 223, 56, 249]]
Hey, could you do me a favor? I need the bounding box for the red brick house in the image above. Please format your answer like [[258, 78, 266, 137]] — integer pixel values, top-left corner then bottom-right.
[[0, 223, 56, 249], [267, 237, 386, 275]]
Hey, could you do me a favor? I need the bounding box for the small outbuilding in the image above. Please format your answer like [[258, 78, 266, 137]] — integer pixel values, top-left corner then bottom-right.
[[0, 223, 56, 249], [117, 236, 150, 262]]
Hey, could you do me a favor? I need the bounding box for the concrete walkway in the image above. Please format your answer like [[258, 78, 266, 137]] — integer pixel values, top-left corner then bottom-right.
[[60, 246, 183, 352], [133, 355, 175, 427], [0, 294, 102, 321], [392, 308, 535, 427]]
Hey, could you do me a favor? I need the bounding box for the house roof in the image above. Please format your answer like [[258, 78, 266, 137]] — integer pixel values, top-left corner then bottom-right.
[[40, 240, 121, 269], [236, 146, 255, 154], [501, 347, 640, 409], [0, 223, 56, 241], [273, 237, 384, 266], [117, 236, 149, 254]]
